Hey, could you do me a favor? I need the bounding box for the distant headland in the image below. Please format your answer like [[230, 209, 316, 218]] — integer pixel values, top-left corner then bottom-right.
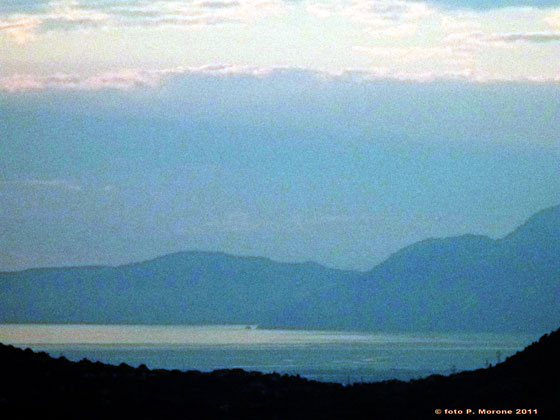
[[1, 205, 558, 333]]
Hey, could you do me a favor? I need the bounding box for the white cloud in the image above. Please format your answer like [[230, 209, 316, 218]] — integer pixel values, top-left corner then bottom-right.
[[1, 2, 557, 85], [352, 44, 474, 65], [353, 24, 560, 80], [339, 0, 433, 37], [1, 63, 557, 93], [368, 22, 417, 37], [444, 29, 560, 49], [0, 16, 41, 43], [342, 0, 434, 25], [18, 0, 553, 46], [0, 0, 287, 43], [108, 0, 287, 27], [487, 31, 560, 43], [299, 0, 444, 38], [351, 35, 481, 75], [544, 9, 560, 29], [306, 4, 333, 19], [0, 71, 161, 92], [304, 1, 559, 79], [440, 15, 481, 32], [0, 65, 281, 92]]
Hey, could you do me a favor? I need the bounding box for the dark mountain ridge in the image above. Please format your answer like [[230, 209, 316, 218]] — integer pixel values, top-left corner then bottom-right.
[[1, 205, 558, 332], [1, 327, 558, 419]]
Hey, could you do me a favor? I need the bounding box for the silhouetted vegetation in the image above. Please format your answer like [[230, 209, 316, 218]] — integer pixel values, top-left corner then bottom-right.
[[0, 327, 558, 419]]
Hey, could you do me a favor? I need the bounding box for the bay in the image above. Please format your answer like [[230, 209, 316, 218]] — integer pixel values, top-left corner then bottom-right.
[[0, 324, 539, 384]]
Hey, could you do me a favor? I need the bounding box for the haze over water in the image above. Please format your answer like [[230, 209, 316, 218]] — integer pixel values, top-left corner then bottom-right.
[[0, 324, 539, 383]]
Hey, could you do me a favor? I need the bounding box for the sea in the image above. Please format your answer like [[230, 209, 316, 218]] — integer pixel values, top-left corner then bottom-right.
[[0, 324, 539, 384]]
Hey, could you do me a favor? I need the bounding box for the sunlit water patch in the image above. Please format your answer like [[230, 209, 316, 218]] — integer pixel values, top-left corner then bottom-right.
[[0, 325, 539, 384]]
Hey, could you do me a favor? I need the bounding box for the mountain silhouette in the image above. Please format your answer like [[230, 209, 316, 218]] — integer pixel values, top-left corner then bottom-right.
[[1, 205, 558, 332], [1, 327, 558, 418], [0, 251, 357, 325], [278, 205, 559, 332]]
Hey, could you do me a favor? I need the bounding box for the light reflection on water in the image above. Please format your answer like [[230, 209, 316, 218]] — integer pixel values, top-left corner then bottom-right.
[[0, 324, 539, 384]]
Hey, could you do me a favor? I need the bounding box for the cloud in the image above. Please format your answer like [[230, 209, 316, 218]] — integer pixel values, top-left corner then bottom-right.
[[444, 29, 560, 49], [350, 26, 559, 79], [108, 0, 287, 27], [431, 0, 560, 10], [0, 71, 161, 92], [1, 2, 558, 88], [0, 0, 287, 43], [337, 0, 434, 37], [0, 0, 435, 40], [0, 16, 40, 43], [368, 22, 419, 37], [439, 15, 481, 31], [306, 4, 333, 19], [331, 67, 527, 83], [2, 1, 557, 83], [0, 0, 110, 42], [0, 65, 280, 92], [487, 31, 560, 43], [545, 10, 560, 29], [1, 63, 557, 93], [352, 44, 475, 65], [341, 0, 434, 25]]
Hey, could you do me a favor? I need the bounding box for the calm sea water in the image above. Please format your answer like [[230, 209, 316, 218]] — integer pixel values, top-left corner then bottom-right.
[[0, 325, 539, 384]]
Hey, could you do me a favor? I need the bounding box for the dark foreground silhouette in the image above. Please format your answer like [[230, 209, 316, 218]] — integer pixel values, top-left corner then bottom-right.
[[1, 328, 558, 419]]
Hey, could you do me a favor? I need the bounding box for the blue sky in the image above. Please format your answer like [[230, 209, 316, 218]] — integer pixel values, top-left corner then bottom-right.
[[1, 1, 559, 270]]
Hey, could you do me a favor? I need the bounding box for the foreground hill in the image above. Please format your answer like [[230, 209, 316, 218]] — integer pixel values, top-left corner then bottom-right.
[[1, 205, 558, 332], [0, 327, 558, 419]]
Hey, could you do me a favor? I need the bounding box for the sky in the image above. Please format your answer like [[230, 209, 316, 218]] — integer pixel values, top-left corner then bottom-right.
[[1, 0, 559, 271]]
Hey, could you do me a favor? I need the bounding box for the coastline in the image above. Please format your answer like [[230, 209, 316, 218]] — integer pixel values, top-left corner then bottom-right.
[[0, 328, 558, 419]]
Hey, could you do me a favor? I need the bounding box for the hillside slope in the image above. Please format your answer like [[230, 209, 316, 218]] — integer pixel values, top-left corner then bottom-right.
[[277, 206, 560, 332], [0, 251, 357, 326], [1, 206, 558, 332], [0, 327, 558, 419]]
